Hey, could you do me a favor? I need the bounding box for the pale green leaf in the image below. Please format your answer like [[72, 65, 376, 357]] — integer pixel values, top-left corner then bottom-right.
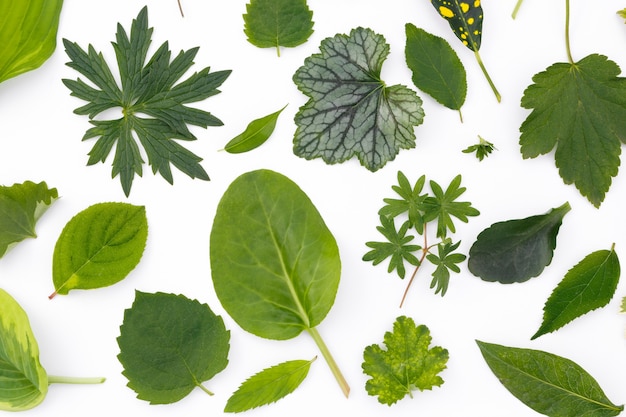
[[223, 105, 286, 153]]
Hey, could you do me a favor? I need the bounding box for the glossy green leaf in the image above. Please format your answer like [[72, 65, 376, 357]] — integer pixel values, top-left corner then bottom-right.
[[223, 105, 286, 153], [0, 0, 63, 84], [0, 289, 48, 411], [51, 202, 148, 297], [0, 181, 58, 258], [430, 0, 483, 51], [405, 24, 466, 117], [243, 0, 314, 56], [468, 203, 570, 283], [477, 340, 624, 417], [532, 245, 621, 339], [224, 357, 315, 412], [117, 291, 229, 404], [293, 27, 424, 172]]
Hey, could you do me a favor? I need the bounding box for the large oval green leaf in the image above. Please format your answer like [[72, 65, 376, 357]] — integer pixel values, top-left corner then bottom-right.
[[0, 289, 48, 411], [210, 169, 341, 340], [0, 0, 63, 84]]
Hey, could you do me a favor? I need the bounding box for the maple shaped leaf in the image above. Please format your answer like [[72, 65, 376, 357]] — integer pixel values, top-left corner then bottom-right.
[[520, 54, 626, 207], [362, 316, 448, 405], [62, 6, 231, 196], [293, 27, 424, 171]]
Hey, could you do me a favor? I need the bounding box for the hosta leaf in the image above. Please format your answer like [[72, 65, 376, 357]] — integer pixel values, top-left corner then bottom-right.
[[243, 0, 314, 56], [430, 0, 483, 51], [117, 291, 230, 404], [51, 202, 148, 297], [468, 203, 570, 283], [532, 245, 621, 339], [293, 27, 424, 172], [223, 105, 286, 153], [0, 0, 63, 83], [0, 289, 48, 411], [405, 24, 466, 117], [224, 358, 315, 412], [477, 340, 624, 417], [0, 181, 58, 258], [520, 54, 626, 207]]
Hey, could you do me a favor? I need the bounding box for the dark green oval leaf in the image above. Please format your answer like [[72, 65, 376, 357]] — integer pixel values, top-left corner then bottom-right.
[[532, 245, 621, 339], [476, 340, 624, 417], [224, 357, 315, 412], [117, 291, 230, 404], [223, 105, 287, 153], [51, 202, 148, 297], [468, 202, 570, 283], [405, 24, 466, 116]]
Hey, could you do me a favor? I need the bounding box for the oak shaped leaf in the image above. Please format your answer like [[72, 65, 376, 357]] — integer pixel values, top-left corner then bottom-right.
[[362, 316, 448, 405], [520, 54, 626, 207], [293, 27, 424, 172]]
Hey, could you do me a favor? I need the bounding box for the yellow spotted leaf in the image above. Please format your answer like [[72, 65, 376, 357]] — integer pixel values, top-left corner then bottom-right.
[[430, 0, 483, 51]]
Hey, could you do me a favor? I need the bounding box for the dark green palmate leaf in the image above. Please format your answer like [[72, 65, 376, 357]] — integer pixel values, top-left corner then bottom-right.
[[532, 244, 621, 339], [468, 203, 570, 283], [405, 24, 466, 119], [224, 357, 315, 412], [223, 105, 286, 153], [243, 0, 314, 56], [477, 340, 623, 417], [51, 202, 148, 297], [520, 54, 626, 207], [62, 6, 231, 196], [117, 291, 230, 404], [0, 181, 58, 258], [210, 169, 349, 397], [293, 27, 424, 172], [0, 0, 63, 84]]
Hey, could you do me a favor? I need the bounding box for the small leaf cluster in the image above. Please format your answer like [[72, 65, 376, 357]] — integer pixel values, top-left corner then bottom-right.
[[363, 171, 478, 303]]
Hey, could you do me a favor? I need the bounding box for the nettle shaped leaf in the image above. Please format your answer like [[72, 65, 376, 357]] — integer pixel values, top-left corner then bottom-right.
[[293, 27, 424, 171]]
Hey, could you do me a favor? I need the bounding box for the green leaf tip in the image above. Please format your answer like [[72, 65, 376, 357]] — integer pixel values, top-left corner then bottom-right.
[[223, 105, 287, 153]]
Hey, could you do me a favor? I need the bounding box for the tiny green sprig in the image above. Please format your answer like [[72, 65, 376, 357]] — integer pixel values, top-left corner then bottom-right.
[[363, 171, 479, 307], [463, 136, 496, 161]]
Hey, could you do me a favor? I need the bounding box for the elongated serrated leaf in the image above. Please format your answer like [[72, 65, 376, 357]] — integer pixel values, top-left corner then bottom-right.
[[293, 27, 424, 172], [0, 289, 48, 411], [0, 0, 63, 83], [51, 202, 148, 297], [0, 181, 58, 258], [225, 358, 315, 412], [430, 0, 483, 51], [476, 340, 624, 417], [223, 105, 286, 153], [468, 203, 570, 283], [243, 0, 314, 56], [117, 291, 230, 404], [405, 24, 466, 115], [532, 245, 621, 339]]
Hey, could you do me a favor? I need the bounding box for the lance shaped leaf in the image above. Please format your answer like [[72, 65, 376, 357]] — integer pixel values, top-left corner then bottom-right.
[[532, 245, 621, 340], [243, 0, 314, 56], [223, 105, 286, 153], [0, 0, 63, 84], [362, 316, 448, 405], [224, 357, 315, 412], [405, 24, 466, 117], [468, 203, 570, 283], [62, 6, 231, 196], [477, 340, 624, 417], [210, 169, 349, 396], [520, 54, 626, 207], [51, 202, 148, 297], [430, 0, 483, 51], [0, 181, 58, 259], [293, 27, 424, 172], [117, 291, 229, 404]]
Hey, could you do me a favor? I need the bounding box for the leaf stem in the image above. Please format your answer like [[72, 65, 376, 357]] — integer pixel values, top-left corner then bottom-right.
[[177, 0, 184, 17], [565, 0, 574, 64], [196, 383, 214, 396], [307, 327, 350, 398], [399, 224, 430, 308], [511, 0, 524, 19], [48, 375, 106, 385], [473, 50, 501, 102]]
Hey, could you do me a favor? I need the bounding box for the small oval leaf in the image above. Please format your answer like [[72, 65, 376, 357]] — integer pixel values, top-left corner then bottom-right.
[[223, 105, 287, 153], [51, 202, 148, 297]]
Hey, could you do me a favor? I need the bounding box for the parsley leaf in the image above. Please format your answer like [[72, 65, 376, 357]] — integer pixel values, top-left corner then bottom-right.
[[426, 240, 466, 296], [62, 6, 231, 196], [293, 27, 424, 172], [362, 316, 448, 405]]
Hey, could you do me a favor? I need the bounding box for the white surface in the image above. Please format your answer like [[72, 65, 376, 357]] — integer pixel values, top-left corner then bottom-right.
[[1, 1, 625, 416]]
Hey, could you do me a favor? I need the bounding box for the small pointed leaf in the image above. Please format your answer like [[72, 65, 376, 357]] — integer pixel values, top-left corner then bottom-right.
[[223, 105, 287, 153]]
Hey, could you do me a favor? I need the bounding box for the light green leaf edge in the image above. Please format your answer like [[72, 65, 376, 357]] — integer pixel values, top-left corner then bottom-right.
[[224, 357, 315, 413], [223, 105, 287, 153]]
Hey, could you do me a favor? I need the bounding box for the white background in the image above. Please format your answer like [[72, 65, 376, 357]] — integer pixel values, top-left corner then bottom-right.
[[0, 0, 625, 416]]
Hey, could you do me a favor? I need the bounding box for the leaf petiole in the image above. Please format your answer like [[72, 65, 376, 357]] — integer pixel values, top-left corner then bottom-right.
[[474, 50, 501, 102], [511, 0, 524, 19], [565, 0, 574, 64], [48, 375, 106, 385], [307, 327, 350, 398], [196, 383, 214, 396]]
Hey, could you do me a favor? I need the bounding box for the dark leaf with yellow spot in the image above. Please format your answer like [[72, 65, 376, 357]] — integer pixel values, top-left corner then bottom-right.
[[430, 0, 483, 51]]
